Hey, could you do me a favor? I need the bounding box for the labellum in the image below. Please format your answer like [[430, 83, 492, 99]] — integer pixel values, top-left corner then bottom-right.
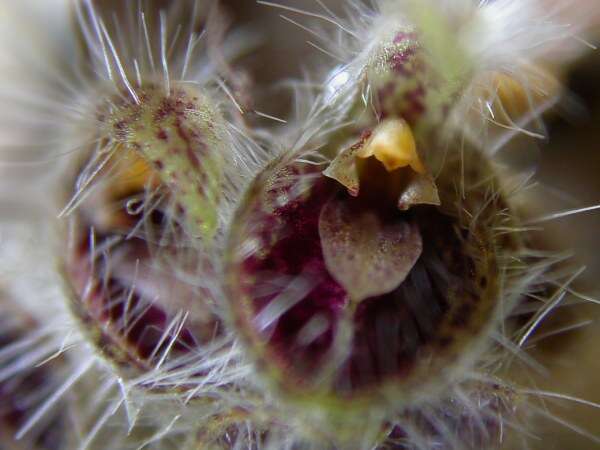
[[225, 118, 518, 418], [320, 119, 437, 304]]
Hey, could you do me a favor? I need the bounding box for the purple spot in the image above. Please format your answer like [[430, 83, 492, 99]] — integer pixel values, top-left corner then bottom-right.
[[389, 47, 418, 77], [393, 31, 419, 44], [156, 129, 168, 141]]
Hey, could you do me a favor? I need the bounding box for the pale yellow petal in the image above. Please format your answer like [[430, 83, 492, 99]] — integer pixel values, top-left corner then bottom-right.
[[358, 118, 425, 174]]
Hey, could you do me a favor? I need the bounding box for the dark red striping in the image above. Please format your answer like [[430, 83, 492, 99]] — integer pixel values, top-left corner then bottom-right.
[[69, 232, 200, 365], [153, 97, 175, 123], [185, 146, 202, 170], [239, 170, 340, 373]]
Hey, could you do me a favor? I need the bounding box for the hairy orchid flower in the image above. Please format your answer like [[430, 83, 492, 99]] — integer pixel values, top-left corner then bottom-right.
[[224, 111, 527, 447], [221, 0, 600, 447]]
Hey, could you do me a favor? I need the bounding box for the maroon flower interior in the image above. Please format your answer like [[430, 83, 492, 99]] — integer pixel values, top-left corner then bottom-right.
[[66, 173, 218, 377], [233, 163, 480, 396], [68, 235, 205, 372]]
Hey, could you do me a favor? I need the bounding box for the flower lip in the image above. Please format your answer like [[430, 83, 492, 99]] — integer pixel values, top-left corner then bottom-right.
[[318, 191, 423, 304]]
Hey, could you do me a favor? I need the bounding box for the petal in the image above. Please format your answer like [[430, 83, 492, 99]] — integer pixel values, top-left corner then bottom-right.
[[358, 118, 425, 174], [397, 171, 440, 210], [323, 140, 364, 196]]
